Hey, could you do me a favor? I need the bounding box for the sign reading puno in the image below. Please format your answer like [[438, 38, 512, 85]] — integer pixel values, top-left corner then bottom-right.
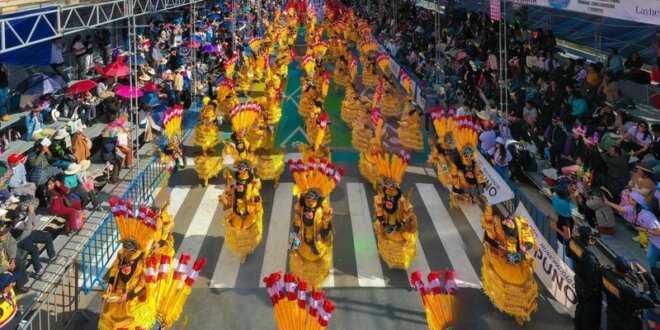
[[515, 202, 577, 317], [475, 152, 515, 205], [507, 0, 660, 26]]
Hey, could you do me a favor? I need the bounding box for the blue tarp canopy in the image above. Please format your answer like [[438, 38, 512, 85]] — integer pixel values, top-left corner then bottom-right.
[[0, 6, 58, 66]]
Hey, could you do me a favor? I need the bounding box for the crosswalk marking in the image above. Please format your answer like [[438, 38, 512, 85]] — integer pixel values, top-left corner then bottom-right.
[[166, 186, 192, 217], [209, 205, 244, 288], [459, 203, 484, 240], [407, 240, 432, 282], [259, 182, 294, 287], [416, 183, 482, 288], [177, 185, 224, 262], [347, 183, 386, 287]]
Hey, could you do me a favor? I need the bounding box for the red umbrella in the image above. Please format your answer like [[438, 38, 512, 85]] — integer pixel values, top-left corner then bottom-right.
[[115, 85, 143, 98], [66, 80, 97, 96], [143, 82, 159, 92], [101, 61, 130, 77]]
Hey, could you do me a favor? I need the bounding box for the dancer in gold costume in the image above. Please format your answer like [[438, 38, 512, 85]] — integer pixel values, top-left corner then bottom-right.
[[287, 158, 344, 287], [373, 151, 418, 269], [193, 97, 224, 186], [450, 118, 486, 206], [216, 77, 238, 118], [427, 107, 457, 188], [219, 156, 264, 262], [397, 99, 424, 151], [411, 270, 458, 330], [157, 104, 185, 172], [481, 206, 538, 325]]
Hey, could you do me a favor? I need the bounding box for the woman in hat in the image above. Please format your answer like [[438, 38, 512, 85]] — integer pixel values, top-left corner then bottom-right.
[[25, 101, 54, 141], [608, 192, 660, 268], [489, 137, 512, 176], [62, 162, 99, 210], [617, 164, 657, 224], [46, 177, 82, 234], [70, 121, 91, 163]]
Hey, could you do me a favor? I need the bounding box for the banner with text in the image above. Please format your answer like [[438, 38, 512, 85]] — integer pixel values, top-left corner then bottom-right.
[[475, 151, 516, 205], [507, 0, 660, 26], [515, 202, 576, 317], [490, 0, 501, 21]]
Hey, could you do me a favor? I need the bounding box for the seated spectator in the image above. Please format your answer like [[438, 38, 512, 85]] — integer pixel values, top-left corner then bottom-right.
[[0, 272, 20, 329], [46, 177, 81, 235], [598, 72, 620, 105], [479, 121, 497, 153], [13, 201, 57, 278], [102, 137, 121, 184], [605, 48, 624, 78], [607, 192, 660, 267], [77, 91, 98, 126], [0, 223, 28, 294], [62, 162, 99, 210], [26, 139, 62, 186], [25, 101, 53, 141], [625, 51, 644, 72], [7, 153, 36, 198], [49, 129, 75, 170], [489, 137, 512, 175], [620, 121, 653, 158], [641, 124, 660, 181], [69, 121, 91, 163], [625, 51, 651, 84], [585, 63, 601, 89]]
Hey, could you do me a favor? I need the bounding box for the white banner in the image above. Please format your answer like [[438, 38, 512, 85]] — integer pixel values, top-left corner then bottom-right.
[[416, 85, 427, 110], [390, 56, 400, 79], [475, 151, 515, 205], [514, 202, 576, 317], [507, 0, 660, 26]]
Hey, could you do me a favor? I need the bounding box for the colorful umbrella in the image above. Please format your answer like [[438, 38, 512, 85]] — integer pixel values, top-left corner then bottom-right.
[[207, 13, 221, 20], [66, 80, 98, 96], [143, 82, 159, 92], [185, 40, 202, 49], [16, 73, 67, 95], [141, 91, 161, 107], [115, 85, 143, 98], [101, 61, 130, 77], [201, 44, 220, 54]]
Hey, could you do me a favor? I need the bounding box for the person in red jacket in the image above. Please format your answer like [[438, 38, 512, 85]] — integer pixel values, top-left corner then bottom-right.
[[46, 177, 82, 234]]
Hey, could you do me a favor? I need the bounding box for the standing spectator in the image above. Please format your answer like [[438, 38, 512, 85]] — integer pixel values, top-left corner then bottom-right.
[[95, 28, 112, 65], [545, 115, 567, 168], [489, 137, 512, 175], [7, 153, 36, 198], [606, 48, 624, 78], [601, 145, 630, 194], [70, 35, 86, 80], [0, 64, 9, 121], [598, 72, 620, 105], [50, 37, 68, 82], [641, 124, 660, 181], [102, 137, 121, 184], [551, 189, 575, 245], [83, 35, 94, 77], [46, 177, 81, 235], [0, 224, 29, 294], [13, 201, 57, 278]]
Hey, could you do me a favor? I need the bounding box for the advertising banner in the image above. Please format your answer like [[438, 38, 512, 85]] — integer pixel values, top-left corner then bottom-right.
[[475, 152, 516, 205], [514, 202, 577, 317], [506, 0, 660, 26]]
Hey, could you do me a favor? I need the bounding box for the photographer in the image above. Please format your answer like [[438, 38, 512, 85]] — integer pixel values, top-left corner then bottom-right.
[[602, 256, 660, 330], [567, 226, 602, 330]]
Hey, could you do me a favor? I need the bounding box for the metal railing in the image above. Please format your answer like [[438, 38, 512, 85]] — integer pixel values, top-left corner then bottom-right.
[[80, 105, 199, 295]]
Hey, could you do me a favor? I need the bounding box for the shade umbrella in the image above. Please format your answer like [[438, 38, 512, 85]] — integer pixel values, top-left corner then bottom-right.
[[202, 44, 220, 54], [66, 79, 97, 96], [102, 61, 130, 77], [123, 55, 146, 65], [141, 91, 161, 107], [208, 13, 221, 21], [143, 82, 159, 92], [115, 85, 143, 98], [16, 72, 67, 95], [195, 21, 207, 28]]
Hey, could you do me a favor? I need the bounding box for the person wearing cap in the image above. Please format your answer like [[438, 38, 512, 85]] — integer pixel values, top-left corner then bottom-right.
[[26, 139, 63, 186], [567, 226, 603, 330], [13, 201, 57, 279], [7, 153, 36, 198], [0, 272, 20, 329], [602, 256, 660, 330], [49, 128, 74, 170], [608, 191, 660, 268], [62, 162, 99, 210], [0, 223, 28, 295], [488, 137, 512, 176], [70, 121, 91, 163]]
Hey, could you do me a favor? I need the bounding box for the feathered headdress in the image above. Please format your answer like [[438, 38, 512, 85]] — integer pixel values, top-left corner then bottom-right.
[[453, 117, 479, 163], [225, 53, 239, 78], [321, 71, 330, 98], [108, 196, 156, 255], [349, 56, 358, 80], [217, 77, 236, 102], [431, 106, 456, 149], [375, 52, 390, 74], [375, 151, 410, 186], [303, 54, 315, 77], [313, 41, 329, 57], [358, 39, 377, 55], [163, 104, 183, 143], [230, 101, 261, 134], [249, 36, 263, 51], [400, 70, 413, 96], [410, 270, 457, 330], [287, 158, 345, 197]]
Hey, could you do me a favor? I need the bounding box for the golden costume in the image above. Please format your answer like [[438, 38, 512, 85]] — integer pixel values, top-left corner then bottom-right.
[[358, 110, 383, 188], [450, 119, 486, 206], [288, 158, 344, 287], [193, 98, 224, 187], [220, 157, 264, 262], [373, 152, 418, 269], [481, 206, 538, 325], [216, 77, 238, 117], [380, 82, 400, 118], [397, 101, 424, 151], [340, 84, 362, 127], [411, 270, 458, 330], [157, 104, 185, 172], [360, 56, 378, 88], [428, 108, 456, 188]]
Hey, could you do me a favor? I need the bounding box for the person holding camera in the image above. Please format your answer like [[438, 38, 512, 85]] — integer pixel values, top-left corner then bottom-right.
[[602, 256, 660, 330], [13, 201, 57, 279], [567, 226, 603, 330]]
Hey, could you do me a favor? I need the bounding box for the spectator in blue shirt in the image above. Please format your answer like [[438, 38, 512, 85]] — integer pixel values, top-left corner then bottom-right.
[[7, 153, 35, 198], [606, 48, 624, 78], [552, 189, 575, 245]]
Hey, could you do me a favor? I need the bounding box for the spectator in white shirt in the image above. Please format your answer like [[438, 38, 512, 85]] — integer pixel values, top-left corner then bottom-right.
[[50, 38, 68, 82]]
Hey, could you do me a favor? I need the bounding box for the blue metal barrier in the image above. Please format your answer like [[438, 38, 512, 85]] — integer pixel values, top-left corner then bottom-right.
[[81, 106, 200, 294]]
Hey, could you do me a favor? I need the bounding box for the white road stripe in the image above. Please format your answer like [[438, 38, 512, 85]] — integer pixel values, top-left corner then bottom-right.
[[166, 185, 192, 217], [322, 261, 335, 288], [346, 183, 386, 287], [416, 183, 482, 288], [459, 203, 485, 240], [407, 240, 432, 284], [259, 182, 294, 287], [177, 185, 224, 261], [209, 203, 242, 288]]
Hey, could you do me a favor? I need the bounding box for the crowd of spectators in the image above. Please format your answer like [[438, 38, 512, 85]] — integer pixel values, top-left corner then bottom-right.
[[350, 0, 660, 270]]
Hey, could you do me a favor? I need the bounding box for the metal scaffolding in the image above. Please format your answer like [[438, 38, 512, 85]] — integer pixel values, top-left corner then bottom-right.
[[0, 0, 204, 54]]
